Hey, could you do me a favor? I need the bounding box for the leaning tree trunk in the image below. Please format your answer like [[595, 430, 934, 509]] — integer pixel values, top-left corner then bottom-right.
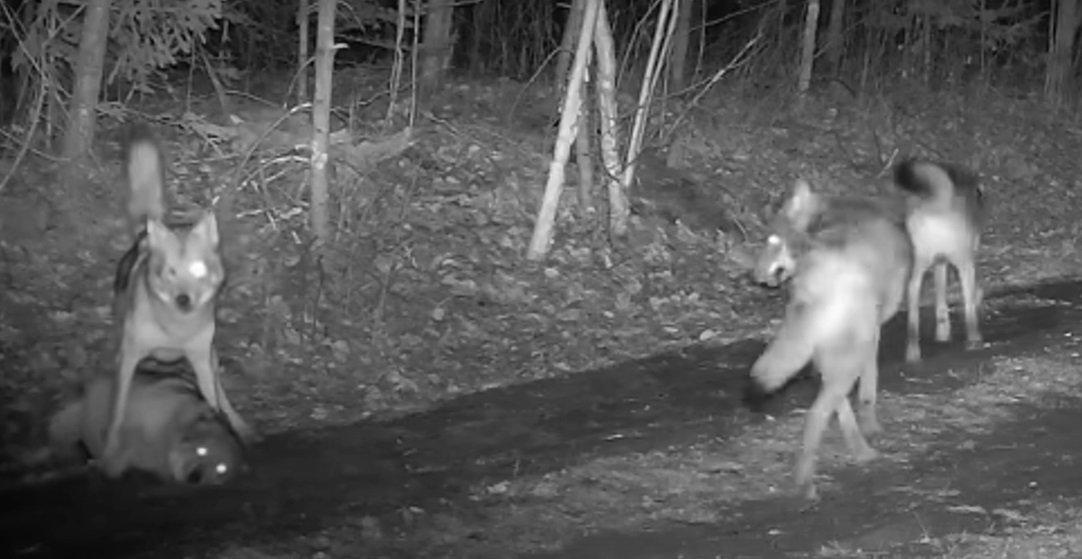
[[560, 0, 595, 215], [621, 0, 677, 204], [556, 0, 586, 93], [1045, 0, 1081, 106], [59, 0, 110, 200], [419, 0, 454, 89], [310, 0, 337, 245], [527, 0, 600, 261]]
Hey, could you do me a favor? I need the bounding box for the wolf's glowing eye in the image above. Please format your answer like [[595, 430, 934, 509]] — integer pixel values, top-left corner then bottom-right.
[[216, 463, 228, 475], [767, 235, 782, 246], [196, 446, 208, 456], [188, 260, 208, 278]]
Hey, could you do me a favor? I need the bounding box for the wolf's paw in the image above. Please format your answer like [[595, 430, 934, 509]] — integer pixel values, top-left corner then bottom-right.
[[233, 422, 263, 446], [965, 337, 984, 351], [794, 454, 817, 489], [857, 411, 882, 437], [742, 377, 774, 412], [794, 466, 819, 502], [905, 343, 922, 363], [97, 452, 128, 479], [853, 446, 880, 464]]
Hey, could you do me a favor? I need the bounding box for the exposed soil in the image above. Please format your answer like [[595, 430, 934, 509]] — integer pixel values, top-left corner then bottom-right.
[[4, 279, 1082, 558]]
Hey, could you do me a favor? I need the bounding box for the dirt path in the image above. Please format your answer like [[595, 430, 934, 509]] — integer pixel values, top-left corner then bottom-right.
[[528, 400, 1082, 558], [4, 279, 1082, 558]]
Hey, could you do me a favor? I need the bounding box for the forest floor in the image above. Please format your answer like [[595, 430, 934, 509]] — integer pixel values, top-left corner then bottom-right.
[[2, 70, 1082, 558]]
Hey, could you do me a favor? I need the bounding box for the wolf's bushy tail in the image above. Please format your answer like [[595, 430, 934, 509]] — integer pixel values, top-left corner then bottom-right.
[[749, 314, 816, 395], [893, 159, 958, 211], [124, 124, 166, 226]]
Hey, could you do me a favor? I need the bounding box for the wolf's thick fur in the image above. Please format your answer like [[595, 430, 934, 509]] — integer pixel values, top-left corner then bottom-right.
[[49, 370, 245, 484], [749, 179, 912, 500], [104, 125, 255, 473], [894, 159, 985, 362]]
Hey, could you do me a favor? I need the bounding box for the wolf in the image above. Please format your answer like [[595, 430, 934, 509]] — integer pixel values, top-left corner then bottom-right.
[[49, 368, 246, 485], [103, 124, 255, 474], [894, 159, 985, 362], [747, 178, 912, 500]]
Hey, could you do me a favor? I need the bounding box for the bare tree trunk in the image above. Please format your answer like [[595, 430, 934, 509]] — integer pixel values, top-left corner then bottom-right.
[[669, 0, 692, 90], [296, 0, 310, 103], [593, 0, 625, 239], [824, 0, 845, 74], [60, 0, 109, 182], [621, 0, 677, 235], [859, 2, 881, 92], [387, 0, 408, 123], [468, 0, 491, 75], [1046, 0, 1081, 105], [921, 12, 931, 86], [420, 0, 454, 88], [776, 0, 788, 42], [796, 0, 820, 95], [310, 0, 337, 245], [693, 0, 707, 80], [575, 100, 594, 214], [527, 0, 599, 261], [978, 0, 988, 80], [556, 0, 586, 92]]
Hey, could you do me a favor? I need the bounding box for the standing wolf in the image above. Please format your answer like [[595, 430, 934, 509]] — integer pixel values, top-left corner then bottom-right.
[[103, 125, 256, 475], [894, 159, 985, 362], [747, 178, 912, 500]]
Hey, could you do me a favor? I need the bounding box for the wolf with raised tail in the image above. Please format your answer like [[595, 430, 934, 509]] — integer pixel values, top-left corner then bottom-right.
[[747, 178, 912, 500], [894, 159, 985, 362], [103, 125, 256, 476]]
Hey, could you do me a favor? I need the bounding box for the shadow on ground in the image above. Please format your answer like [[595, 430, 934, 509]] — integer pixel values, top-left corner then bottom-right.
[[3, 279, 1082, 558]]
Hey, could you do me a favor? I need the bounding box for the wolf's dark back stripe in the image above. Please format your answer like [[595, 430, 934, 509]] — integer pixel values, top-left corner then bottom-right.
[[803, 196, 907, 250], [114, 230, 147, 295]]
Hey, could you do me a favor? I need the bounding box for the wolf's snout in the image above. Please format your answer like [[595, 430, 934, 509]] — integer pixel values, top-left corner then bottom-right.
[[175, 293, 192, 311], [755, 264, 787, 288]]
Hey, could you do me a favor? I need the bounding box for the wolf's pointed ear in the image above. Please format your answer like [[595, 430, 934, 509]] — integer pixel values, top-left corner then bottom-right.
[[783, 179, 817, 225], [191, 212, 219, 247], [146, 219, 171, 249]]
